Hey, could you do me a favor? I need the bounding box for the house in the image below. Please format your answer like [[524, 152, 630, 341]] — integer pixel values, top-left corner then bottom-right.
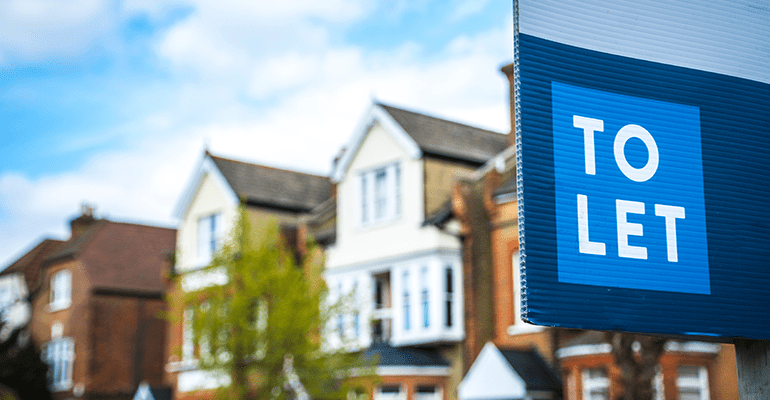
[[458, 343, 561, 400], [323, 102, 509, 400], [164, 151, 332, 400], [4, 205, 176, 400], [431, 63, 740, 400]]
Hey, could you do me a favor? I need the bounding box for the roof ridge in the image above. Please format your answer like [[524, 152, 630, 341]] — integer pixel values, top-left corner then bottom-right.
[[100, 219, 176, 231], [377, 102, 505, 136], [44, 220, 109, 265], [209, 153, 329, 180]]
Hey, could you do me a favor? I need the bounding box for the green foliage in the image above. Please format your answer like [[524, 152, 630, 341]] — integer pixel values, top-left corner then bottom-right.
[[182, 207, 372, 400]]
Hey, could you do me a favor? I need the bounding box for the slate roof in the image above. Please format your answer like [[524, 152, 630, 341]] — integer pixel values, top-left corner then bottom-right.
[[45, 220, 176, 295], [498, 348, 562, 392], [378, 103, 509, 165], [209, 153, 332, 212], [364, 342, 450, 367]]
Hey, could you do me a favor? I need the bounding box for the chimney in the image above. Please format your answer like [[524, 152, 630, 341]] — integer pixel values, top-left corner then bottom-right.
[[70, 203, 97, 239], [500, 62, 515, 146]]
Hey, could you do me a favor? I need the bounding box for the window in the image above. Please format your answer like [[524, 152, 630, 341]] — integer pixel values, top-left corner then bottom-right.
[[445, 267, 453, 328], [582, 368, 610, 400], [49, 270, 72, 311], [337, 283, 345, 339], [198, 213, 223, 264], [352, 281, 360, 339], [182, 307, 194, 361], [375, 385, 401, 400], [374, 279, 384, 309], [361, 175, 368, 224], [375, 169, 387, 219], [403, 271, 410, 331], [416, 386, 441, 400], [360, 163, 401, 226], [44, 338, 74, 391], [677, 366, 709, 400], [421, 267, 429, 328]]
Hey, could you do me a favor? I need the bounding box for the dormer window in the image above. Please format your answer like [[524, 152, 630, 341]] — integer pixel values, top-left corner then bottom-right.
[[49, 270, 72, 312], [198, 213, 223, 265], [360, 163, 401, 226]]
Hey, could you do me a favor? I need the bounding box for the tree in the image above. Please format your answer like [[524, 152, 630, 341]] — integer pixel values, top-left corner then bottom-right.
[[181, 208, 370, 400], [0, 300, 52, 400], [605, 332, 667, 400]]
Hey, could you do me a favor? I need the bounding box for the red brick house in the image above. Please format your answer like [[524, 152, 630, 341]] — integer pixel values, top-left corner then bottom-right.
[[4, 206, 176, 400]]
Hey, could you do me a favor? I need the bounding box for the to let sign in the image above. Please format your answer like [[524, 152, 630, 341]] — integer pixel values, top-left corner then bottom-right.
[[553, 82, 709, 294], [516, 0, 770, 339]]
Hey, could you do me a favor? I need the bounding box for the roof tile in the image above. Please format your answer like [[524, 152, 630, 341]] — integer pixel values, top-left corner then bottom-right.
[[209, 154, 331, 212]]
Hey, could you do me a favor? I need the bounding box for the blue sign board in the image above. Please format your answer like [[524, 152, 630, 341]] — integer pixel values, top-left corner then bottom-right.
[[518, 33, 770, 340]]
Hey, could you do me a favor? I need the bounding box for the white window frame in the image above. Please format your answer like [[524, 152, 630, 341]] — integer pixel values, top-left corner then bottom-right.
[[352, 280, 360, 339], [415, 385, 442, 400], [421, 267, 429, 329], [677, 365, 710, 400], [198, 212, 224, 265], [375, 384, 403, 400], [403, 270, 410, 331], [44, 337, 75, 392], [359, 162, 401, 227], [49, 270, 72, 312], [582, 368, 610, 400], [445, 266, 453, 328]]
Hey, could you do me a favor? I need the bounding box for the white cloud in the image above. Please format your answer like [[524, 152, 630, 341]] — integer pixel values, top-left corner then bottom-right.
[[0, 0, 115, 63], [0, 1, 513, 268]]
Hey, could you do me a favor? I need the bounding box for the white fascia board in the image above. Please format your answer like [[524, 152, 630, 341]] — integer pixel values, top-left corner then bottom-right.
[[555, 343, 612, 359], [376, 366, 451, 377], [664, 341, 721, 355], [173, 154, 239, 220], [458, 342, 527, 400], [331, 103, 422, 183]]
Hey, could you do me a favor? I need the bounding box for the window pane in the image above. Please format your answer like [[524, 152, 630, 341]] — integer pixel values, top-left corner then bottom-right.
[[375, 169, 387, 219], [394, 163, 401, 216], [380, 386, 400, 394], [403, 271, 410, 331], [422, 267, 429, 328], [361, 175, 368, 223], [445, 267, 453, 327]]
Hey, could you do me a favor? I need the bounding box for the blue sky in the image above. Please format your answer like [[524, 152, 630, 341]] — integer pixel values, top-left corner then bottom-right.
[[0, 0, 514, 267]]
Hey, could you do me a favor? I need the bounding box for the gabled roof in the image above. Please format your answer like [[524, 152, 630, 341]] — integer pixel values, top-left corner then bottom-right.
[[378, 103, 509, 165], [209, 154, 331, 213], [175, 152, 332, 218], [498, 348, 562, 392], [1, 238, 64, 291], [45, 220, 176, 295], [331, 102, 509, 182], [459, 343, 561, 400]]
